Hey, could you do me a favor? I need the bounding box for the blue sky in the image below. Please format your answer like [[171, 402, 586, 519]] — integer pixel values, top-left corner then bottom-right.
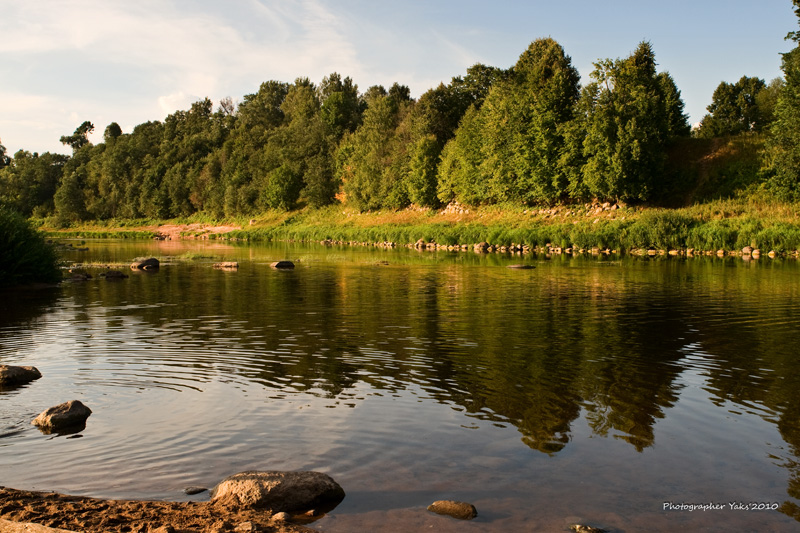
[[1, 0, 795, 155]]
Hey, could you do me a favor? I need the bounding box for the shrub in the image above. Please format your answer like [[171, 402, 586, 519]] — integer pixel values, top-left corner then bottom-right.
[[0, 207, 61, 287]]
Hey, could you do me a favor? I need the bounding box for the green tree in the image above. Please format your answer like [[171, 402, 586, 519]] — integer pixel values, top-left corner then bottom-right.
[[0, 150, 67, 216], [339, 92, 412, 210], [104, 122, 123, 143], [439, 38, 581, 205], [492, 37, 581, 203], [581, 42, 685, 202], [406, 134, 440, 206], [53, 171, 87, 225], [60, 121, 95, 153], [695, 76, 767, 138], [766, 0, 800, 199], [437, 104, 486, 205], [657, 72, 692, 138], [756, 77, 785, 126], [0, 140, 9, 169], [318, 72, 363, 139]]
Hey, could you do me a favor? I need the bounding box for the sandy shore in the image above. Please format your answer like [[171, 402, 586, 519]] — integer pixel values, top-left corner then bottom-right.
[[0, 487, 317, 533]]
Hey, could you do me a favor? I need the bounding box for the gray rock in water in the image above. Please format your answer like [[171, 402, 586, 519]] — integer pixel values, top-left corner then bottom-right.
[[183, 486, 208, 495], [427, 500, 478, 520], [0, 365, 42, 386], [211, 471, 345, 513], [130, 257, 160, 270], [270, 261, 295, 270], [507, 264, 535, 269], [32, 400, 92, 432], [213, 262, 239, 270]]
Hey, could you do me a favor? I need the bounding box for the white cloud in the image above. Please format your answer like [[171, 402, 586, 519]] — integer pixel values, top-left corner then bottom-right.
[[0, 0, 373, 152]]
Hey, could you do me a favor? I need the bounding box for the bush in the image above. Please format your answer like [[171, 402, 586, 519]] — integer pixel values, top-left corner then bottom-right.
[[0, 207, 62, 287]]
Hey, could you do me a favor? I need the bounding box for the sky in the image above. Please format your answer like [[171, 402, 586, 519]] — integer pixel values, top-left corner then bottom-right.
[[1, 0, 796, 155]]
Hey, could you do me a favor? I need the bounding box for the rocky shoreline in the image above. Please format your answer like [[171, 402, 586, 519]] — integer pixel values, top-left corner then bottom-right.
[[0, 487, 316, 533]]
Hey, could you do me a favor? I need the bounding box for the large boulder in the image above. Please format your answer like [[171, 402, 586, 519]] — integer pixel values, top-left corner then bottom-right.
[[210, 471, 345, 513], [32, 400, 92, 432], [0, 365, 42, 386], [130, 257, 160, 270]]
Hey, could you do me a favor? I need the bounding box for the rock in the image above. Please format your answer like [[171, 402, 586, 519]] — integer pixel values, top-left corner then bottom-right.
[[426, 500, 478, 520], [213, 262, 239, 270], [234, 522, 258, 532], [570, 525, 608, 533], [130, 257, 160, 270], [152, 527, 176, 533], [742, 246, 753, 255], [102, 270, 128, 279], [507, 264, 535, 269], [473, 241, 489, 253], [66, 272, 92, 281], [32, 400, 92, 432], [270, 261, 295, 270], [183, 486, 208, 495], [0, 365, 42, 386], [211, 471, 345, 513], [272, 512, 290, 522]]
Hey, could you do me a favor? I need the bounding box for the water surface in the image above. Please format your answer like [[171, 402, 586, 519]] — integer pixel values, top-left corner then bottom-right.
[[2, 240, 799, 531]]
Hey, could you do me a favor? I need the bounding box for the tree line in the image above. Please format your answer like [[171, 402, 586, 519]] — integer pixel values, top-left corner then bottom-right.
[[3, 20, 800, 225]]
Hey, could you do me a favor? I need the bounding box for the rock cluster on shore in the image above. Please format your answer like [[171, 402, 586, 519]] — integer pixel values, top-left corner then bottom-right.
[[316, 237, 800, 260]]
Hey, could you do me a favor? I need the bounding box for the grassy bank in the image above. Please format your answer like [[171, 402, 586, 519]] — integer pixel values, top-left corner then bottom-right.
[[220, 196, 800, 254], [41, 195, 800, 255]]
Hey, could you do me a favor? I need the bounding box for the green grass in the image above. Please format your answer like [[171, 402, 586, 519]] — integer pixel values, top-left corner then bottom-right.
[[35, 192, 800, 254]]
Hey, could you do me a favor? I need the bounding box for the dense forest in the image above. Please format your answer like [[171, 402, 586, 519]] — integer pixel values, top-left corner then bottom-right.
[[3, 5, 800, 226]]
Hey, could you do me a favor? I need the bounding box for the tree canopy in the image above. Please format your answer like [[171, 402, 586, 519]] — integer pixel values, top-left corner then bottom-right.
[[16, 33, 788, 225]]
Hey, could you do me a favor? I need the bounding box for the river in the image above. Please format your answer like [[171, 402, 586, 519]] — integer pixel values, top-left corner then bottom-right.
[[1, 239, 799, 532]]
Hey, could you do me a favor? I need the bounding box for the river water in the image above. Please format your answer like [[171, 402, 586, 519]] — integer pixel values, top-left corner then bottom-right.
[[1, 240, 800, 532]]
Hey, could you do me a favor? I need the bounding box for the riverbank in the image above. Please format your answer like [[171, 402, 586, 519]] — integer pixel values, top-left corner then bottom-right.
[[0, 487, 315, 533], [40, 196, 800, 257]]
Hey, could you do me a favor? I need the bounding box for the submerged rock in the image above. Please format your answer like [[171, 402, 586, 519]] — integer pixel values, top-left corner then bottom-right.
[[211, 471, 345, 513], [213, 262, 239, 270], [426, 500, 478, 520], [0, 365, 42, 386], [101, 270, 128, 279], [130, 257, 160, 270], [270, 261, 295, 270], [183, 486, 208, 495], [32, 400, 92, 432], [507, 264, 535, 269]]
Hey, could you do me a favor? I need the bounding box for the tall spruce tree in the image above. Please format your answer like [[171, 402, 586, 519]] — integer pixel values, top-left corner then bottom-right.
[[581, 42, 686, 202]]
